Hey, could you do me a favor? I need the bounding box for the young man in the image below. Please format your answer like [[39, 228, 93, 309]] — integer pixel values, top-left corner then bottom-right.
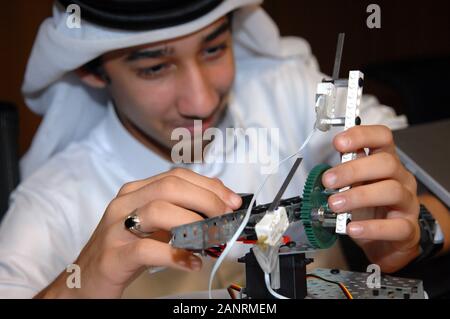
[[0, 0, 447, 298]]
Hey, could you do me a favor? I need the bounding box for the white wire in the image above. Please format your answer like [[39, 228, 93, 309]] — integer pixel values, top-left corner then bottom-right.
[[264, 273, 289, 299], [208, 128, 317, 299]]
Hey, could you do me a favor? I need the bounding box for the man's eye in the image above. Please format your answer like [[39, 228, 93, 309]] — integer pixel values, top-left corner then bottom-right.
[[202, 44, 228, 59], [137, 64, 171, 78]]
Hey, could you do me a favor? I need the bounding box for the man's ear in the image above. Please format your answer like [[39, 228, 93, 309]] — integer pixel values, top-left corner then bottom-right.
[[75, 67, 108, 89]]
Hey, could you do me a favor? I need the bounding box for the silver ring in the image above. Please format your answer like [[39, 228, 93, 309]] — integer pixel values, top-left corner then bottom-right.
[[124, 210, 153, 238]]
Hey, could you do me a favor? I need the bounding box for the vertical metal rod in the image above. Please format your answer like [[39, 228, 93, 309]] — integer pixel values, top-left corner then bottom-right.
[[267, 157, 303, 212], [332, 33, 345, 81]]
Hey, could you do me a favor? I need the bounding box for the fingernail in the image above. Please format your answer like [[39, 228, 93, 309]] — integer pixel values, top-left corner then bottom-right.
[[190, 260, 202, 271], [324, 172, 337, 187], [330, 196, 346, 210], [348, 223, 364, 236], [189, 255, 199, 262], [228, 193, 242, 209], [191, 265, 201, 271]]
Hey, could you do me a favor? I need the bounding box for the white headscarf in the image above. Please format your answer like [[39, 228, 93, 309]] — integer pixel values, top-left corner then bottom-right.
[[21, 0, 314, 179]]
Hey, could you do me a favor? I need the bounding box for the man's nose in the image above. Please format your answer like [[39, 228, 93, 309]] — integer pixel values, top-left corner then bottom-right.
[[176, 62, 219, 119]]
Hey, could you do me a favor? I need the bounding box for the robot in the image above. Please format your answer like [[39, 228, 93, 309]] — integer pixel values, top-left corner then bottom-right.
[[170, 34, 425, 299]]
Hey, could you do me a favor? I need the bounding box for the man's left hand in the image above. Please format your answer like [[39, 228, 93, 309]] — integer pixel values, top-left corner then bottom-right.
[[322, 125, 421, 273]]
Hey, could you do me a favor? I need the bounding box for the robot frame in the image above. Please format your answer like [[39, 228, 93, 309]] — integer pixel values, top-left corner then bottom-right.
[[170, 34, 425, 300]]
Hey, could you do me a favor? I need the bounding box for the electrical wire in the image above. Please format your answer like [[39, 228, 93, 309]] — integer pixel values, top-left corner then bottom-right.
[[204, 245, 226, 258], [208, 128, 317, 299], [227, 288, 236, 299], [264, 272, 289, 299], [306, 274, 354, 299], [227, 284, 242, 299]]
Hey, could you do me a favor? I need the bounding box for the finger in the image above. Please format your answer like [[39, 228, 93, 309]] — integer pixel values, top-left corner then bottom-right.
[[346, 218, 416, 242], [164, 168, 241, 208], [334, 125, 396, 154], [116, 168, 241, 209], [127, 200, 204, 234], [322, 152, 411, 189], [113, 176, 233, 221], [328, 179, 416, 213], [119, 239, 202, 272]]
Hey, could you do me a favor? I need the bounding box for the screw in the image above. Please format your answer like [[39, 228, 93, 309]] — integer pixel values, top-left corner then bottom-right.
[[358, 78, 364, 87], [330, 269, 340, 274]]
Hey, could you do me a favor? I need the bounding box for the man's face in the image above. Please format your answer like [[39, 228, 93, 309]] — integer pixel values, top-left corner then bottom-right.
[[100, 17, 235, 155]]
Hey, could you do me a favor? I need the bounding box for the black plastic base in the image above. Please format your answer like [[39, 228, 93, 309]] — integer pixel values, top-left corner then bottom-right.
[[239, 249, 308, 299]]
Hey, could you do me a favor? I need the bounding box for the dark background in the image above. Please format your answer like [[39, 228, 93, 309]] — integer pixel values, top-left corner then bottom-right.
[[1, 0, 450, 156]]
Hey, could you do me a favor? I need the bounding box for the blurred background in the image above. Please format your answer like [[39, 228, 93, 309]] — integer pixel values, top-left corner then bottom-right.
[[1, 0, 450, 156]]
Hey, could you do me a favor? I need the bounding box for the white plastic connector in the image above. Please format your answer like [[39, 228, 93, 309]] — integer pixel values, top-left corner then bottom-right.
[[335, 212, 352, 234], [341, 71, 364, 164], [315, 82, 337, 132], [255, 207, 289, 246]]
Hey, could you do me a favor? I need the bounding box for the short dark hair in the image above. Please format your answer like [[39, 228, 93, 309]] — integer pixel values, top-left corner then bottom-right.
[[83, 56, 103, 76]]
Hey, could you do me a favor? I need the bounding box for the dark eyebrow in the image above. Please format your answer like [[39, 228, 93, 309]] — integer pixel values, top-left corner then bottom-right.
[[126, 46, 174, 62], [125, 20, 230, 62], [203, 20, 231, 43]]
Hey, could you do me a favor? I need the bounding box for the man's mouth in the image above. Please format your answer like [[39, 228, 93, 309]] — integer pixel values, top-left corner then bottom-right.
[[174, 109, 223, 134], [183, 117, 215, 134]]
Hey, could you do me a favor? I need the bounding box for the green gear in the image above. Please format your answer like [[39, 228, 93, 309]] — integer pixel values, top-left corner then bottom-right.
[[300, 164, 337, 249]]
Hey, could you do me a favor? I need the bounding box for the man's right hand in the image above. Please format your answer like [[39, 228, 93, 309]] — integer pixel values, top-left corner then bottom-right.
[[35, 168, 242, 298]]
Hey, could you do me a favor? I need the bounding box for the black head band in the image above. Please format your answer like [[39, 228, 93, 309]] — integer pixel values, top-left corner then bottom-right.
[[58, 0, 224, 31]]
